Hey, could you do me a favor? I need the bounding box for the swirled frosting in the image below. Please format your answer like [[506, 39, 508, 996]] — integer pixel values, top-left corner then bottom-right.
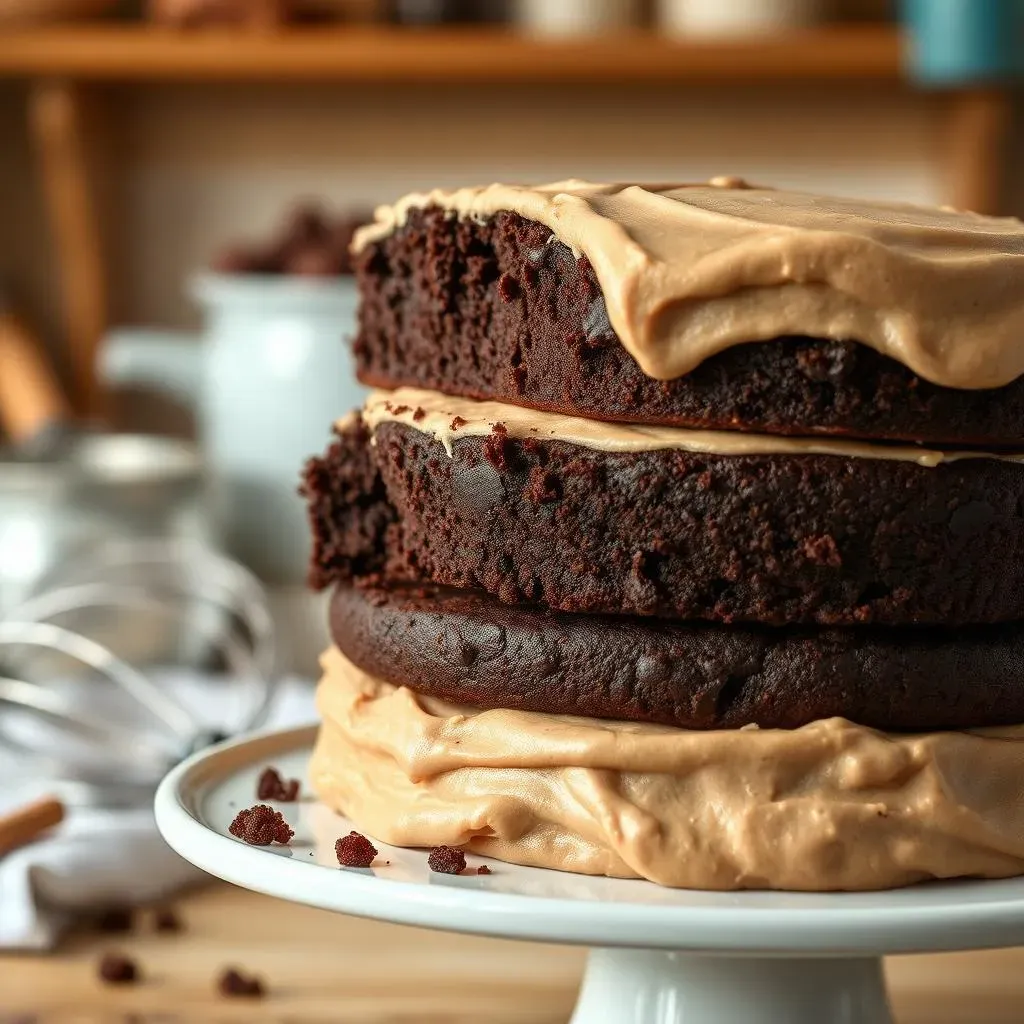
[[309, 648, 1024, 892], [353, 179, 1024, 388]]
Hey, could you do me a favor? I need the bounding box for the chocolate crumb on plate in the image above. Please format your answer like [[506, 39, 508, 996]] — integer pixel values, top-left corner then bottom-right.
[[228, 804, 293, 846], [256, 766, 300, 801], [336, 831, 377, 868], [477, 864, 491, 875], [256, 766, 283, 799], [98, 952, 138, 985], [428, 845, 467, 875], [218, 967, 265, 998]]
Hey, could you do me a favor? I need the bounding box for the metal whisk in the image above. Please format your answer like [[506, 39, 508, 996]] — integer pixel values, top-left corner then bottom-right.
[[0, 538, 278, 803]]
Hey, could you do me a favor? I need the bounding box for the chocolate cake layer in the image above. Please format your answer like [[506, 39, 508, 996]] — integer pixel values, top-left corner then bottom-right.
[[303, 418, 1024, 627], [330, 581, 1024, 732], [354, 207, 1024, 446]]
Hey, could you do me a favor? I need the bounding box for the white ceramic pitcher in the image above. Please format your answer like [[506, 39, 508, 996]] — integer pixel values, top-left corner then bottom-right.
[[101, 272, 365, 584]]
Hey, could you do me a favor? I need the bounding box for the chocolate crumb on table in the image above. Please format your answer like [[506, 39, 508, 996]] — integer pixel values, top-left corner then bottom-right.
[[336, 831, 377, 868], [217, 967, 265, 998], [95, 906, 133, 933], [428, 845, 467, 875], [153, 907, 182, 933], [98, 953, 138, 985], [228, 804, 294, 846], [256, 766, 301, 801]]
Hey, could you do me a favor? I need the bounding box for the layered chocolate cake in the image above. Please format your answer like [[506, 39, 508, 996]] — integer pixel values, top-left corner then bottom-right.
[[302, 180, 1024, 891]]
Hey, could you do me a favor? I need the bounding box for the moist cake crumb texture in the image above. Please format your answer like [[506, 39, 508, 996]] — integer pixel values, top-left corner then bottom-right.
[[304, 418, 1024, 627], [354, 206, 1024, 445]]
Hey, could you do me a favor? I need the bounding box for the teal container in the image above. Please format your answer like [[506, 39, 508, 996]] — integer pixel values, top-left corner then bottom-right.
[[902, 0, 1024, 83]]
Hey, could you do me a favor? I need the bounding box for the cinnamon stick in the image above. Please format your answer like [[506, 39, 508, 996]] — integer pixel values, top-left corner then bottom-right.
[[0, 796, 65, 856]]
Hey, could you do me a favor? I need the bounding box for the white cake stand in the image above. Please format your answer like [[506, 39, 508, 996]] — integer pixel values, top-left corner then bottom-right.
[[155, 725, 1024, 1024]]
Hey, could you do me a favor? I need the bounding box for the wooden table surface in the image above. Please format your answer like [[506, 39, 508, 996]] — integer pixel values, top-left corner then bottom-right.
[[3, 882, 1024, 1023]]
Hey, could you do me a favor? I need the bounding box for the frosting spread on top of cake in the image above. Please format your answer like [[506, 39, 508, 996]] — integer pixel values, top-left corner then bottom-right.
[[357, 387, 1024, 467], [309, 647, 1024, 891], [353, 179, 1024, 389]]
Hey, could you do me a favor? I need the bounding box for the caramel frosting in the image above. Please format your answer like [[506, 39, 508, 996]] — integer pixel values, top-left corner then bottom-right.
[[358, 386, 1024, 468], [353, 179, 1024, 389], [309, 648, 1024, 892]]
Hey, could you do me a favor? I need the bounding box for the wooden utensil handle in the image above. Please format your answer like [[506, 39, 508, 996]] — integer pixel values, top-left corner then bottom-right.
[[30, 79, 108, 420], [0, 312, 73, 444], [0, 796, 64, 856]]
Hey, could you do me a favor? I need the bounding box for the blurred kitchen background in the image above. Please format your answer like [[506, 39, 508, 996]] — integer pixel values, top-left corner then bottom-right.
[[3, 1, 1024, 1019]]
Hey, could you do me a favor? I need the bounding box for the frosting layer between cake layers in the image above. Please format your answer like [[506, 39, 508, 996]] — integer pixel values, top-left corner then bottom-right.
[[310, 647, 1024, 892], [354, 179, 1024, 388], [357, 386, 1024, 466]]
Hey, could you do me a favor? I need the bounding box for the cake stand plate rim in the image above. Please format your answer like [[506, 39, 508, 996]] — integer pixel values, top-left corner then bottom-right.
[[154, 723, 1024, 957]]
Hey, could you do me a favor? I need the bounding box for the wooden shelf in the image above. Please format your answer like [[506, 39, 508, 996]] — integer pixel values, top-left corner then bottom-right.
[[0, 24, 904, 83]]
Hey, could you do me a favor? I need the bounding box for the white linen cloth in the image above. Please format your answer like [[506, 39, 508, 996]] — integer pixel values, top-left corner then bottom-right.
[[0, 675, 317, 950]]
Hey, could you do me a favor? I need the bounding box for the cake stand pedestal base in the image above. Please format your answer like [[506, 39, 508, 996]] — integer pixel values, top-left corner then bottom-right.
[[571, 949, 890, 1024]]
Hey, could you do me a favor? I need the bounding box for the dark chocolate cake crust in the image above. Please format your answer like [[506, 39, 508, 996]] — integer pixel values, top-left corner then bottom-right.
[[303, 418, 1024, 627], [354, 207, 1024, 447], [331, 581, 1024, 732]]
